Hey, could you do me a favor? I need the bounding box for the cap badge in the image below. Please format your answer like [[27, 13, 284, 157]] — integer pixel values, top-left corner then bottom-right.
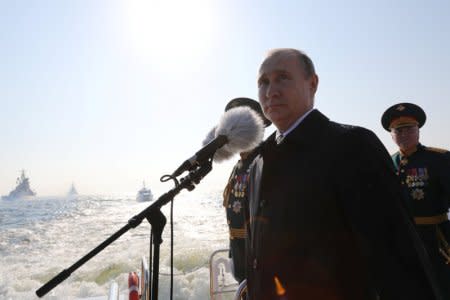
[[396, 104, 406, 111]]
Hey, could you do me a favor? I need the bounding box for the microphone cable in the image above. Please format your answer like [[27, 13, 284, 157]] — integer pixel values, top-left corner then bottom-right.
[[160, 174, 179, 300]]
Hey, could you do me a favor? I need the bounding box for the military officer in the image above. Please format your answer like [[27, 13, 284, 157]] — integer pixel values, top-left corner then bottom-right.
[[222, 97, 271, 283], [382, 102, 450, 298]]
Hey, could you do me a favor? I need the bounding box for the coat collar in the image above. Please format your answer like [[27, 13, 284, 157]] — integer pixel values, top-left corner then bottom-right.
[[265, 109, 330, 148], [396, 143, 424, 159]]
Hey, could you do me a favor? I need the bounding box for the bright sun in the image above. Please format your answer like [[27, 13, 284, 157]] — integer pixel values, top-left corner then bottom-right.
[[124, 0, 215, 66]]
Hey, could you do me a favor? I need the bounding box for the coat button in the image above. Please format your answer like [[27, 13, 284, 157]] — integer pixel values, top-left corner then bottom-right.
[[253, 258, 258, 269], [259, 200, 265, 208]]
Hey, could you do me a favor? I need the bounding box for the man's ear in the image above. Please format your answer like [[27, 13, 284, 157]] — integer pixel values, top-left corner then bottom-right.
[[310, 74, 319, 94]]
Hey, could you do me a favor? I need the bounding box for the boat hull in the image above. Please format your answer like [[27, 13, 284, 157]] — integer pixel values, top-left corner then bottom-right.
[[136, 193, 153, 202]]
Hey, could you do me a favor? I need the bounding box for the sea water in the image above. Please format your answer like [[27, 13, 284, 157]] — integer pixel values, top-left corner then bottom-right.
[[0, 188, 230, 300]]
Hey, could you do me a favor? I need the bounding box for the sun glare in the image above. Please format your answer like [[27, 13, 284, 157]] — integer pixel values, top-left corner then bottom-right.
[[124, 0, 215, 66]]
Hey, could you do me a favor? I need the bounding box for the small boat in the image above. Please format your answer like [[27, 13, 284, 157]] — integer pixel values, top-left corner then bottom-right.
[[136, 181, 153, 202], [67, 183, 78, 197], [1, 170, 36, 200]]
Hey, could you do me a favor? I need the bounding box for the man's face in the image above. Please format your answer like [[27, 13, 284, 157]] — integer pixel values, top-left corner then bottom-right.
[[257, 53, 318, 131], [390, 125, 420, 151]]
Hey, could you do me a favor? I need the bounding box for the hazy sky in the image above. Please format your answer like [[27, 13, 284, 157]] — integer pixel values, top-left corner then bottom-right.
[[1, 0, 449, 196]]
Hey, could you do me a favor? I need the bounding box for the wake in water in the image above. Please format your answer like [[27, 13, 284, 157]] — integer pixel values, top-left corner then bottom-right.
[[0, 191, 229, 300]]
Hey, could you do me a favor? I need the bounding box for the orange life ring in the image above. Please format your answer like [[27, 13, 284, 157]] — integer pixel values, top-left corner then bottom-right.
[[128, 271, 140, 300]]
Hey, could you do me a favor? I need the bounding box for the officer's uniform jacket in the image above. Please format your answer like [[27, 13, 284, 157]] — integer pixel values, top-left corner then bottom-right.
[[392, 144, 450, 297], [392, 144, 450, 219], [245, 109, 435, 300], [223, 151, 258, 283]]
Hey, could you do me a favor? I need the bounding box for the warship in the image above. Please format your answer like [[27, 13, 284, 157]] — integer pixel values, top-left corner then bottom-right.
[[2, 170, 36, 200]]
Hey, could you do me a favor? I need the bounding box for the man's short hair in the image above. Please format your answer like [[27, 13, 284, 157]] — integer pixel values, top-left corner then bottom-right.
[[266, 48, 316, 78]]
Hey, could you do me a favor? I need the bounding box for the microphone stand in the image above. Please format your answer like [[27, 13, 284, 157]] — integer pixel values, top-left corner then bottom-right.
[[36, 159, 213, 299]]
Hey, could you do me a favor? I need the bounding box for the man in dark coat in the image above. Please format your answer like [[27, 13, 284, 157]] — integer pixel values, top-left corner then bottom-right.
[[223, 97, 271, 283], [382, 102, 450, 298], [245, 48, 440, 300]]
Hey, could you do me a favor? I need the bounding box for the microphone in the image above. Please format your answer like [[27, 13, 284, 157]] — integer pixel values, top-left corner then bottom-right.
[[201, 126, 235, 162], [172, 106, 265, 176]]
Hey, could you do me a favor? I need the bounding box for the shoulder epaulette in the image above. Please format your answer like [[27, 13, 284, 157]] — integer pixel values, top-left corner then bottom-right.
[[425, 147, 449, 153]]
